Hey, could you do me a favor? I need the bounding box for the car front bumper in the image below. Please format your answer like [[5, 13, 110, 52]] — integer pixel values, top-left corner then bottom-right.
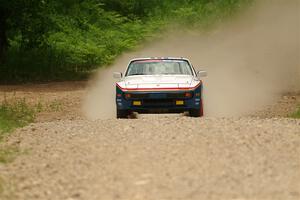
[[115, 84, 203, 113]]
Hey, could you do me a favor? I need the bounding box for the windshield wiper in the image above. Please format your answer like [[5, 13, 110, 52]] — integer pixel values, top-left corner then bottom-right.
[[129, 73, 144, 76]]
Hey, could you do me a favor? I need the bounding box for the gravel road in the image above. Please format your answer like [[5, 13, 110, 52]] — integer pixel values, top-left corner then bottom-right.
[[1, 0, 299, 198], [1, 115, 299, 200]]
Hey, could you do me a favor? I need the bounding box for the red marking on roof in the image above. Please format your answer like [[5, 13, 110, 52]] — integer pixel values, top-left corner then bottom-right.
[[134, 59, 164, 63]]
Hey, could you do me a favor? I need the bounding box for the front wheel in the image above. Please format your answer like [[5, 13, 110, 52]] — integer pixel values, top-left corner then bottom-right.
[[189, 101, 204, 117], [116, 109, 129, 119], [189, 109, 202, 117]]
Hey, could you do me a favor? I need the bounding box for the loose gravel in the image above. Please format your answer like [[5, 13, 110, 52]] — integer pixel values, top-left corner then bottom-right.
[[1, 115, 299, 200]]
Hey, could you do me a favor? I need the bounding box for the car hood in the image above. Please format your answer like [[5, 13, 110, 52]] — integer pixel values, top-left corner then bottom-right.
[[119, 75, 199, 89]]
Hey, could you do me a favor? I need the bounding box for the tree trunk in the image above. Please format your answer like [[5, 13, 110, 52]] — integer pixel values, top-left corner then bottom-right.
[[0, 10, 8, 63]]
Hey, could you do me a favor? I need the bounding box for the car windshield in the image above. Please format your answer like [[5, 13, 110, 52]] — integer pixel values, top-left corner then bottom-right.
[[126, 59, 193, 76]]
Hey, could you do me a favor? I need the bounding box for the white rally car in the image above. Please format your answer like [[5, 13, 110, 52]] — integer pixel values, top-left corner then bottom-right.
[[113, 57, 207, 118]]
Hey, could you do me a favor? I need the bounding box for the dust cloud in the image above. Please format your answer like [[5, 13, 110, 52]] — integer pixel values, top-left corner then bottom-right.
[[83, 0, 300, 119]]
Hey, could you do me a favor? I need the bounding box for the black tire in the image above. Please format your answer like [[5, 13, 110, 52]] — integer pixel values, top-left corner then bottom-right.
[[189, 100, 204, 117], [116, 109, 129, 119], [189, 109, 201, 117]]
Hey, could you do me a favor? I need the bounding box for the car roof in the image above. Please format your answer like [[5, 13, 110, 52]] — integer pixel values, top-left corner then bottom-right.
[[129, 57, 189, 62]]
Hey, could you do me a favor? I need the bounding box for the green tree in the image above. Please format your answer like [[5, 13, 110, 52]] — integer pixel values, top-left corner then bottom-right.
[[0, 0, 251, 82]]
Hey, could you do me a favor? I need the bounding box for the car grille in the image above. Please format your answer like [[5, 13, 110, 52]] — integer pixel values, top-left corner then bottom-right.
[[128, 93, 149, 99], [142, 99, 175, 107], [166, 93, 192, 98], [125, 92, 193, 99]]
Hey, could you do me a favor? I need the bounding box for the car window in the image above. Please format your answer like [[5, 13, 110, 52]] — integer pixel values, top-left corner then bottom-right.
[[126, 60, 193, 76]]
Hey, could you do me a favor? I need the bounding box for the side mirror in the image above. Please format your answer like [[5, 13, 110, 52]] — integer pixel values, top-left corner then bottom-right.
[[197, 70, 207, 77], [113, 72, 122, 79]]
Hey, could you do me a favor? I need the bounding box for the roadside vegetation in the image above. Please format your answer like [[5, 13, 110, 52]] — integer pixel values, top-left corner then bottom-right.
[[291, 106, 300, 119], [0, 177, 3, 197], [0, 0, 252, 83], [0, 97, 65, 163], [0, 99, 35, 136], [0, 98, 36, 163]]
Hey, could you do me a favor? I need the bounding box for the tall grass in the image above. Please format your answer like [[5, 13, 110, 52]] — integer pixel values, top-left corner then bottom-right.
[[0, 99, 35, 137], [0, 98, 36, 163], [291, 107, 300, 119], [0, 97, 67, 164]]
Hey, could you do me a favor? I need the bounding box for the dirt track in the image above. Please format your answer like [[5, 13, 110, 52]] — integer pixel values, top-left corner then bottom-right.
[[0, 82, 300, 200], [0, 114, 299, 200], [0, 1, 299, 198]]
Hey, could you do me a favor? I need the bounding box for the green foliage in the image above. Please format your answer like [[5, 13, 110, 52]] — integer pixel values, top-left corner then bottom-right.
[[290, 106, 300, 119], [0, 0, 252, 82], [0, 147, 18, 163], [0, 98, 35, 137], [0, 98, 36, 164], [0, 97, 64, 135], [0, 98, 66, 164]]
